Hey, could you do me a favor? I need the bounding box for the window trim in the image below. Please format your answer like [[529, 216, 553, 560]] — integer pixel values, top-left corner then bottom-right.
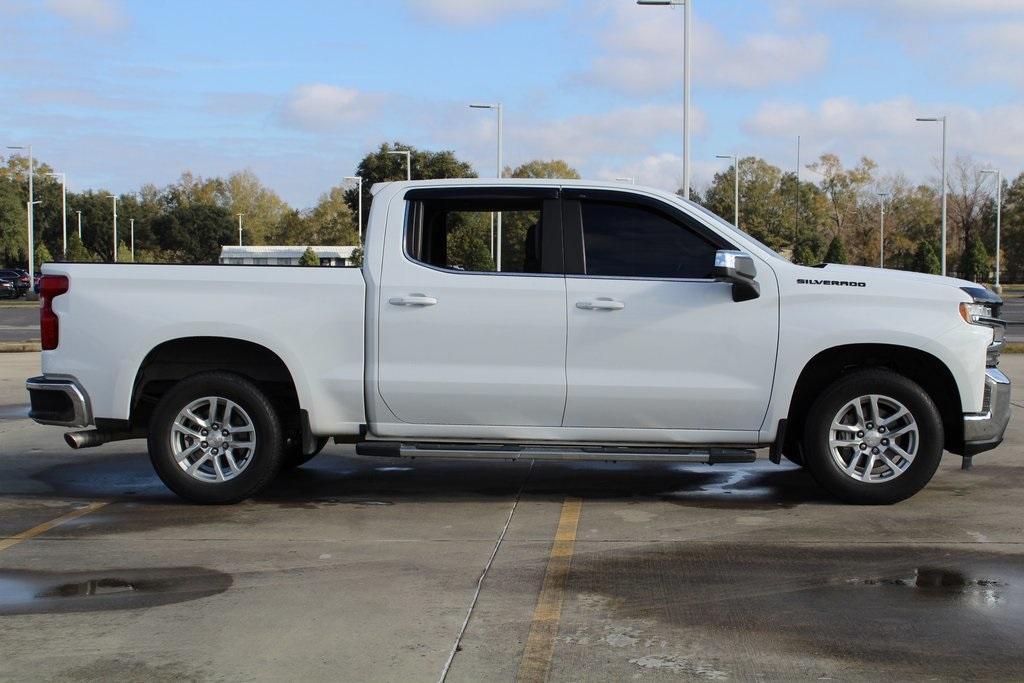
[[401, 188, 563, 277], [562, 189, 734, 281]]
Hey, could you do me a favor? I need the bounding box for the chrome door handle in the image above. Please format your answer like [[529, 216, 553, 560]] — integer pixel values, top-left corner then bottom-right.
[[576, 298, 625, 311], [389, 294, 438, 307]]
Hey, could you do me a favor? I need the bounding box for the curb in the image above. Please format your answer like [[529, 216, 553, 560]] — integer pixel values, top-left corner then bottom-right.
[[0, 341, 41, 353]]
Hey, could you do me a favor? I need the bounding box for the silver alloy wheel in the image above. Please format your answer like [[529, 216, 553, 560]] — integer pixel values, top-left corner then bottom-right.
[[170, 396, 257, 483], [829, 394, 919, 483]]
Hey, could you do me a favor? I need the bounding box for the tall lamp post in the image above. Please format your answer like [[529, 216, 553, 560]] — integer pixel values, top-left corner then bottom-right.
[[637, 0, 691, 199], [981, 168, 1002, 292], [716, 154, 740, 228], [47, 172, 68, 257], [76, 210, 82, 239], [915, 116, 948, 276], [877, 192, 889, 268], [237, 213, 244, 246], [129, 218, 135, 261], [470, 102, 505, 269], [7, 145, 34, 277], [387, 149, 412, 181], [110, 195, 118, 262], [344, 176, 363, 241]]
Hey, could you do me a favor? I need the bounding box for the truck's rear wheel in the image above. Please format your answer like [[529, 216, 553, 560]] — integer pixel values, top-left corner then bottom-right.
[[802, 369, 944, 505], [148, 372, 284, 504]]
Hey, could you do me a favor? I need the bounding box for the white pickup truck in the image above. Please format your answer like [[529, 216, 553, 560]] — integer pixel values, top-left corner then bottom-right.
[[27, 179, 1010, 505]]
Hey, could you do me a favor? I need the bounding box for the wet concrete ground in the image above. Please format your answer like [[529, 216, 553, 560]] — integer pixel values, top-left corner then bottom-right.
[[1, 351, 1023, 680]]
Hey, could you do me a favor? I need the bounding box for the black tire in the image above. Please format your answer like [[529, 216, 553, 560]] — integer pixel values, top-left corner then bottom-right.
[[280, 436, 327, 471], [148, 372, 284, 504], [802, 368, 944, 505]]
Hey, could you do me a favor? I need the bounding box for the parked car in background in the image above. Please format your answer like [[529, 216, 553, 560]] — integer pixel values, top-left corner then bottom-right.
[[0, 278, 17, 299], [26, 179, 1009, 506], [0, 269, 30, 297]]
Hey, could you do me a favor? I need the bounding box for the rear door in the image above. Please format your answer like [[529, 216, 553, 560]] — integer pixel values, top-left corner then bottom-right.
[[561, 189, 779, 431], [376, 187, 568, 426]]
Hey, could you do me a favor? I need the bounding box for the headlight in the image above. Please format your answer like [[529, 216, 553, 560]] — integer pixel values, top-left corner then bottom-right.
[[960, 301, 994, 325]]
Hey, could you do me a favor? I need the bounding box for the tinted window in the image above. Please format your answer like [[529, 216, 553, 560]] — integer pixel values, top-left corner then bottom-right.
[[408, 197, 545, 274], [580, 201, 718, 279]]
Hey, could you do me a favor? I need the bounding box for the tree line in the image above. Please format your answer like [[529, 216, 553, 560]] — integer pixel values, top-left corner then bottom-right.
[[0, 143, 1018, 282]]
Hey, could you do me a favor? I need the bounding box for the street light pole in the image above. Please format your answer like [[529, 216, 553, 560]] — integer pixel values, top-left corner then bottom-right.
[[469, 103, 505, 269], [47, 172, 67, 257], [716, 154, 739, 228], [237, 213, 244, 246], [76, 210, 82, 239], [877, 192, 889, 268], [637, 0, 690, 198], [129, 218, 135, 261], [7, 145, 34, 277], [111, 195, 118, 262], [344, 176, 364, 241], [387, 150, 412, 181], [981, 168, 1002, 292], [916, 116, 948, 276]]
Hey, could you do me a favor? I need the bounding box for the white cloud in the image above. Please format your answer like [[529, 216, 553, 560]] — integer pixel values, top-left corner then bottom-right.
[[406, 0, 550, 25], [43, 0, 126, 31], [745, 97, 1024, 181], [279, 84, 382, 132], [580, 6, 829, 95], [818, 0, 1024, 14]]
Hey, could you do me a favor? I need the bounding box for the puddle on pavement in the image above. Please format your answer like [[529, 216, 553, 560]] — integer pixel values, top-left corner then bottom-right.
[[0, 566, 232, 615], [565, 544, 1024, 677]]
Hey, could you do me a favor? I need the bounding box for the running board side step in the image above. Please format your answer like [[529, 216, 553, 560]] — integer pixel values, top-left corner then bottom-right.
[[356, 442, 757, 464]]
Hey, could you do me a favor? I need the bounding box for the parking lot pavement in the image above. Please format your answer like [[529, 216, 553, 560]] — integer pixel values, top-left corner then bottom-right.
[[1, 354, 1023, 681], [0, 305, 38, 342]]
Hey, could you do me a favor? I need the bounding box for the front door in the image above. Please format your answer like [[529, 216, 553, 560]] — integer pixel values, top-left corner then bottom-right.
[[561, 190, 779, 431], [377, 187, 567, 426]]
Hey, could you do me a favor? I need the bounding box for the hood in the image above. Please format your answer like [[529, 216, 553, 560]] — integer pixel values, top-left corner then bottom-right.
[[804, 263, 981, 294]]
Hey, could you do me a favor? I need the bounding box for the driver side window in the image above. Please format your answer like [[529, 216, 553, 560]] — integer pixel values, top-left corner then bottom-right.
[[580, 200, 719, 279]]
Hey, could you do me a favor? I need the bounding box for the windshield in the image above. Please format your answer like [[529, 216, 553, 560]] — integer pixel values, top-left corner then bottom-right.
[[681, 199, 791, 263]]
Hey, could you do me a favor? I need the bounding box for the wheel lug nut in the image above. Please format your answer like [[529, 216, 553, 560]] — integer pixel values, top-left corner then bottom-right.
[[201, 429, 208, 436], [882, 438, 889, 446], [201, 441, 208, 448], [222, 430, 229, 436], [866, 422, 874, 430], [878, 426, 886, 433], [871, 447, 880, 454], [860, 443, 867, 450], [212, 448, 219, 455], [857, 431, 865, 438]]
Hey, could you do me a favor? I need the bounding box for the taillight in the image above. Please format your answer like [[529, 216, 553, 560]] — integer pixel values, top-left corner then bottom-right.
[[40, 275, 69, 350]]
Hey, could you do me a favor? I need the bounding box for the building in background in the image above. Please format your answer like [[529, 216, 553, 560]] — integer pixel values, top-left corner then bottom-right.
[[218, 245, 358, 266]]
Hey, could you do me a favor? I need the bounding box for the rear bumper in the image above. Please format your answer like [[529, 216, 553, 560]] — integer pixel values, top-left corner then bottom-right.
[[961, 368, 1011, 456], [25, 375, 93, 427]]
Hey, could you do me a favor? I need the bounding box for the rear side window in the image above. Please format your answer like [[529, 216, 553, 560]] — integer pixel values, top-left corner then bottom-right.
[[407, 197, 546, 274], [580, 201, 719, 279]]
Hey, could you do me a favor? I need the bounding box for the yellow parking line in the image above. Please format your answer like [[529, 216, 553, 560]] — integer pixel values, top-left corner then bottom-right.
[[0, 502, 108, 553], [516, 498, 582, 683]]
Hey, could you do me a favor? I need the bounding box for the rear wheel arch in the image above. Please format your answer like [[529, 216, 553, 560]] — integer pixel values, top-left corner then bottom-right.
[[130, 337, 302, 435], [784, 344, 963, 458]]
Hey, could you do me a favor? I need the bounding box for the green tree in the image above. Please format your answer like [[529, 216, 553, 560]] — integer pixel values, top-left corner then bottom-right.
[[824, 236, 848, 264], [34, 241, 53, 270], [152, 202, 234, 263], [65, 232, 95, 262], [809, 154, 877, 262], [299, 246, 319, 266], [507, 159, 580, 179], [307, 186, 358, 245], [117, 241, 133, 263], [346, 142, 477, 235], [216, 170, 289, 245], [911, 241, 941, 275], [958, 237, 990, 282]]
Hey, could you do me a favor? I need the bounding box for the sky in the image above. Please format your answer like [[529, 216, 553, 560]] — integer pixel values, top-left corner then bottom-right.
[[2, 0, 1024, 208]]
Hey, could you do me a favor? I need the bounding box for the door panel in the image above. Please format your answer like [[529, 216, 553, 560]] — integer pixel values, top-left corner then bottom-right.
[[377, 190, 567, 427], [563, 276, 778, 430], [562, 194, 779, 431]]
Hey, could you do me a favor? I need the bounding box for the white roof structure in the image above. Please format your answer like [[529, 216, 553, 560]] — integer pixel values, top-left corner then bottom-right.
[[220, 245, 358, 260]]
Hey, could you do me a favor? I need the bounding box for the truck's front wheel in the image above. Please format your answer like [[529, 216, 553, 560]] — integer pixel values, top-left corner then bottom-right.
[[148, 372, 284, 504], [802, 369, 944, 505]]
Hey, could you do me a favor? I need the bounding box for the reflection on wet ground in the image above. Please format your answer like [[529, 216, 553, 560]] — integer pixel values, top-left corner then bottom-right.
[[563, 544, 1024, 678], [0, 566, 233, 615]]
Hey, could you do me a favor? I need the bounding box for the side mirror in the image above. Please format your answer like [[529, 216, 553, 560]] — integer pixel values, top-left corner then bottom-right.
[[714, 250, 760, 302]]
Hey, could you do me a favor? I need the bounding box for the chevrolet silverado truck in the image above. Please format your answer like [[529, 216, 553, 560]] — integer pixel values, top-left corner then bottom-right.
[[26, 179, 1010, 504]]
